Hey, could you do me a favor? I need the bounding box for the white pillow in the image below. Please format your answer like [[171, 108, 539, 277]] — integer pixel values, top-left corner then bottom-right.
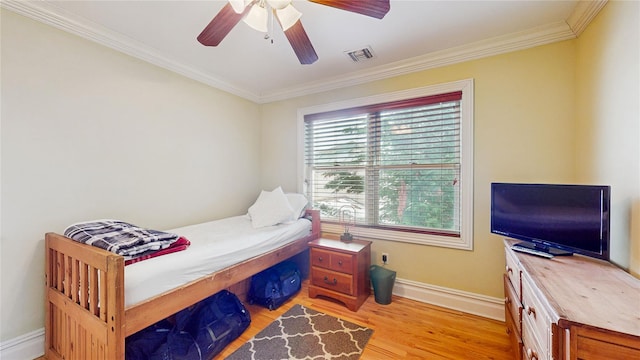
[[248, 187, 294, 228], [286, 193, 308, 221]]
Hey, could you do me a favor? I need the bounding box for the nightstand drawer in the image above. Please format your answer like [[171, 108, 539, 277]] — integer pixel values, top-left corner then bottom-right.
[[310, 248, 354, 274], [311, 267, 353, 295]]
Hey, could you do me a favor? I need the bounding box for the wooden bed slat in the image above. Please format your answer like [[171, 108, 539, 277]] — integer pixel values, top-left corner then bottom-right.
[[72, 258, 79, 303], [56, 251, 64, 294], [90, 267, 99, 316], [79, 261, 88, 310], [65, 255, 72, 298], [99, 270, 107, 322]]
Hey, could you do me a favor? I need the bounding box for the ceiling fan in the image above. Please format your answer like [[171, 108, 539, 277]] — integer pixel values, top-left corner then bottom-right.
[[197, 0, 390, 65]]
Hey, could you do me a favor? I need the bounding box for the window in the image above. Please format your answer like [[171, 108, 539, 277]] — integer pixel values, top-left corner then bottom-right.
[[298, 79, 474, 249]]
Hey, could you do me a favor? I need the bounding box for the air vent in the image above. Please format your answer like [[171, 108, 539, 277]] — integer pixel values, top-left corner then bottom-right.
[[345, 46, 375, 63]]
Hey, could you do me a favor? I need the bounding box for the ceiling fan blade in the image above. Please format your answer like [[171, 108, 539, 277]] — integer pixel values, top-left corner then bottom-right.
[[197, 3, 249, 46], [308, 0, 390, 19], [283, 20, 318, 65]]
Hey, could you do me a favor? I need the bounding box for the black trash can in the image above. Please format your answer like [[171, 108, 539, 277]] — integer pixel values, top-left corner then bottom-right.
[[370, 265, 396, 305]]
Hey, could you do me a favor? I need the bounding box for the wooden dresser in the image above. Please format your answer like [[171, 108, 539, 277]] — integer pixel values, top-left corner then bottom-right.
[[504, 239, 640, 360], [308, 238, 371, 311]]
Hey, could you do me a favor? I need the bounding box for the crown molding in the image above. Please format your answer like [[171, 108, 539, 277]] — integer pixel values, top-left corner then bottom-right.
[[2, 0, 603, 104], [259, 21, 576, 103], [566, 0, 608, 37]]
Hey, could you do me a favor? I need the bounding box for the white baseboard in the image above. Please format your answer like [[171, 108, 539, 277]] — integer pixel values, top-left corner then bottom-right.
[[392, 277, 505, 321], [0, 328, 44, 360], [0, 279, 504, 359]]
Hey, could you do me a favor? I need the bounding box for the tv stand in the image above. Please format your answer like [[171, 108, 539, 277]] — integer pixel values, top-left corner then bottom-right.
[[512, 241, 572, 257]]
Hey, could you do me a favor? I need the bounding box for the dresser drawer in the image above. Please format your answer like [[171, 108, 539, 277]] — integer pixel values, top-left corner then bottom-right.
[[505, 244, 522, 299], [311, 267, 353, 295], [310, 248, 354, 274], [522, 314, 545, 360], [504, 274, 522, 334], [573, 328, 640, 359], [521, 273, 551, 356], [505, 307, 523, 360]]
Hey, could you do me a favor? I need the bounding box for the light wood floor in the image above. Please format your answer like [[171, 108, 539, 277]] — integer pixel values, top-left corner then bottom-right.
[[215, 280, 514, 359], [38, 280, 514, 359]]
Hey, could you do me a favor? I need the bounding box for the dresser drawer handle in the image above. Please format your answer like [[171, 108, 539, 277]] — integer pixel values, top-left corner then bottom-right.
[[338, 260, 343, 266], [506, 265, 513, 274], [525, 305, 536, 318], [323, 276, 337, 285], [526, 348, 538, 360], [505, 297, 511, 305], [318, 257, 323, 262]]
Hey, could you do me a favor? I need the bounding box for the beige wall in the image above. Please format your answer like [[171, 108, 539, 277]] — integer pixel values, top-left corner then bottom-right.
[[260, 40, 578, 298], [574, 0, 640, 270], [1, 11, 261, 341]]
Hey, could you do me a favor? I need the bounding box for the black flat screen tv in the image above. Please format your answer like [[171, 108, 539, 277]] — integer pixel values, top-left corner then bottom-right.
[[491, 183, 610, 260]]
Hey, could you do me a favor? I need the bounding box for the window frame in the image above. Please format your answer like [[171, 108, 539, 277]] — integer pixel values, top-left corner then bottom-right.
[[297, 79, 474, 250]]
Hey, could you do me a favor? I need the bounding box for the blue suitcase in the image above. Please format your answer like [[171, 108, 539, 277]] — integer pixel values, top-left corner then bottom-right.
[[248, 260, 301, 310], [126, 290, 251, 360]]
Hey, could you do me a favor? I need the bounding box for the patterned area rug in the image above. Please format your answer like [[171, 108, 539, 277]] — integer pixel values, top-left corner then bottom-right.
[[225, 304, 373, 360]]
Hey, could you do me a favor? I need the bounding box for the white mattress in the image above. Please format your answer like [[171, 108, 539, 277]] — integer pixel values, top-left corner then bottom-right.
[[124, 215, 312, 307]]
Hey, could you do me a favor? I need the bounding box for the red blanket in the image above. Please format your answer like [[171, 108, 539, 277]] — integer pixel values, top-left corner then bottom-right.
[[125, 236, 191, 266]]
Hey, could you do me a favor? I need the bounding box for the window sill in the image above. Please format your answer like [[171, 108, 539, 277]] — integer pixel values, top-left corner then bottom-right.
[[322, 222, 473, 250]]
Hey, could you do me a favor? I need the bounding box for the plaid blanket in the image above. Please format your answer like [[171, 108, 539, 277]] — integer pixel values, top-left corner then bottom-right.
[[64, 220, 185, 258]]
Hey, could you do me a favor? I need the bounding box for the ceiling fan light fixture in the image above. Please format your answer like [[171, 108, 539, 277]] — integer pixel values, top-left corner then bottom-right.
[[198, 0, 389, 65], [228, 0, 250, 14], [276, 4, 302, 31], [266, 0, 292, 10], [244, 4, 269, 32]]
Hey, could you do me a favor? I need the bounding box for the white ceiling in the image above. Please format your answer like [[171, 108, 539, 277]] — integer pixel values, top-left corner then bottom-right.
[[3, 0, 605, 103]]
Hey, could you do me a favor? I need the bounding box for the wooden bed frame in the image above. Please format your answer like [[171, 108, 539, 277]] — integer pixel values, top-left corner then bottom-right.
[[44, 209, 320, 360]]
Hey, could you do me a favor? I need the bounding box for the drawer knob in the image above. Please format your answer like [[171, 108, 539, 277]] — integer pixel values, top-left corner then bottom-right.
[[525, 305, 536, 318], [323, 276, 337, 285], [318, 257, 323, 262], [338, 260, 343, 266], [506, 266, 513, 274], [526, 348, 538, 360], [504, 297, 511, 305]]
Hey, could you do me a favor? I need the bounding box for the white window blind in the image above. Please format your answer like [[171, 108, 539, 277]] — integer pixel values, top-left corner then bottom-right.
[[304, 91, 462, 236]]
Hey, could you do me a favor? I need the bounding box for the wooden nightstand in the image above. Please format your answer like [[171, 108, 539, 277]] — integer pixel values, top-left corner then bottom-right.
[[308, 238, 371, 311]]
